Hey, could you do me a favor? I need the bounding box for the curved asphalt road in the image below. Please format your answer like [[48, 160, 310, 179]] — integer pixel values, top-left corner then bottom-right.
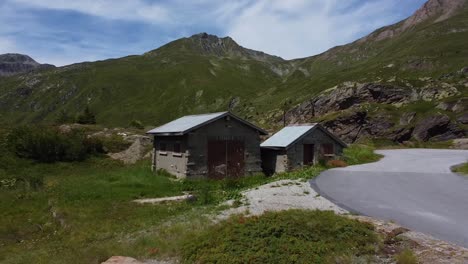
[[311, 149, 468, 247]]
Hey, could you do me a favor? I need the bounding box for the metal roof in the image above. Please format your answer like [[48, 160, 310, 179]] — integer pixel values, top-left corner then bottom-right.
[[261, 124, 347, 149], [147, 111, 267, 136], [261, 125, 316, 149]]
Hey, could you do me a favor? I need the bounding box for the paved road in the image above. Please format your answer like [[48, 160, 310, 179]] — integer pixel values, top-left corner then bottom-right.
[[311, 149, 468, 247]]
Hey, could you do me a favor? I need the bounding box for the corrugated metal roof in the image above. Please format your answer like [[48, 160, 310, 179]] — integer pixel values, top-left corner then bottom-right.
[[147, 112, 227, 135], [261, 125, 317, 149]]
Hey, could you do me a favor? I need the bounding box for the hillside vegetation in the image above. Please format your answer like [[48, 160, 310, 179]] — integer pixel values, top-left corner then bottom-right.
[[0, 0, 466, 144]]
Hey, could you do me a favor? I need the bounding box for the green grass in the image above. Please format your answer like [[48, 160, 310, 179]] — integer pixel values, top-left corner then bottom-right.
[[343, 144, 382, 165], [0, 153, 328, 263], [182, 210, 379, 264], [0, 136, 392, 263], [452, 162, 468, 175], [395, 249, 418, 264], [0, 159, 190, 263]]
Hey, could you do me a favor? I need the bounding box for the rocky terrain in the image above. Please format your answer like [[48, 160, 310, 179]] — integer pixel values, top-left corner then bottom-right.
[[0, 53, 54, 77], [0, 0, 466, 145], [285, 71, 467, 143]]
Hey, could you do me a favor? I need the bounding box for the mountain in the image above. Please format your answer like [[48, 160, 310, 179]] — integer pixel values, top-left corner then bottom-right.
[[0, 53, 55, 77], [0, 0, 466, 144]]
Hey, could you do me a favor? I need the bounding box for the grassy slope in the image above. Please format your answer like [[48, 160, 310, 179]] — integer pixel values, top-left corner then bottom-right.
[[1, 8, 467, 129]]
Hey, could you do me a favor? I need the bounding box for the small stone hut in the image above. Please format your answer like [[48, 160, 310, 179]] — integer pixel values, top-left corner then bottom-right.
[[260, 124, 347, 174], [147, 112, 267, 179]]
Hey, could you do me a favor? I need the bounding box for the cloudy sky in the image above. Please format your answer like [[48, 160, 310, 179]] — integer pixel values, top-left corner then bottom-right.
[[0, 0, 427, 66]]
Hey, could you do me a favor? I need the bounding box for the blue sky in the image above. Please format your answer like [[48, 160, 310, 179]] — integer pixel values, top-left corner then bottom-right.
[[0, 0, 427, 66]]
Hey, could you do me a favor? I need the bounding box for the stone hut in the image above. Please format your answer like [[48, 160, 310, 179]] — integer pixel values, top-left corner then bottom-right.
[[147, 112, 267, 179], [260, 124, 347, 174]]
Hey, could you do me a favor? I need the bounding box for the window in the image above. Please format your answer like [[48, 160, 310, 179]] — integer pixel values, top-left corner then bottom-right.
[[322, 143, 334, 155]]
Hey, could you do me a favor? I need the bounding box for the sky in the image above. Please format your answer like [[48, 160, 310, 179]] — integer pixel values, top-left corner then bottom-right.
[[0, 0, 428, 66]]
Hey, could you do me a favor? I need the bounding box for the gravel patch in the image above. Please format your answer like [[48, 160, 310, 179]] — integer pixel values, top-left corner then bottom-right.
[[218, 179, 347, 219]]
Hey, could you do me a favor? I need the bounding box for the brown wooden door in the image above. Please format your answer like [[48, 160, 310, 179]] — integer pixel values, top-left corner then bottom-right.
[[207, 140, 245, 179], [227, 140, 245, 178], [208, 140, 227, 179], [303, 144, 314, 165]]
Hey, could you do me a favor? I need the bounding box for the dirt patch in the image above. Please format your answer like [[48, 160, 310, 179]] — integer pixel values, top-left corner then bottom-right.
[[108, 135, 152, 164]]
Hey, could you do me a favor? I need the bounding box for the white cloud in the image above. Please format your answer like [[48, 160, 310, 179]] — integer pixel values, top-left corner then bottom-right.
[[223, 0, 413, 59], [9, 0, 170, 24], [0, 0, 425, 65]]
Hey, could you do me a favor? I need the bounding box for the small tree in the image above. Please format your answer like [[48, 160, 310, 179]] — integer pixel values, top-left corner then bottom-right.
[[76, 106, 96, 124]]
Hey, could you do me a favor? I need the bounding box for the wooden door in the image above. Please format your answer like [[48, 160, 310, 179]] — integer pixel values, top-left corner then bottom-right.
[[207, 140, 245, 179], [208, 140, 227, 179], [227, 140, 245, 178], [303, 144, 314, 165]]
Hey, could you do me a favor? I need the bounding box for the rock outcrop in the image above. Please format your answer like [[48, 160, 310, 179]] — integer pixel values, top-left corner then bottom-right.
[[287, 82, 459, 123], [286, 81, 465, 144], [413, 115, 465, 141]]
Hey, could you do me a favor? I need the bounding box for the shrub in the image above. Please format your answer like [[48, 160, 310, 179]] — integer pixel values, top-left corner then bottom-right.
[[395, 249, 418, 264], [182, 210, 378, 263], [343, 144, 382, 165], [76, 106, 96, 124], [6, 126, 104, 163], [93, 134, 131, 153], [326, 159, 348, 168], [129, 120, 144, 129]]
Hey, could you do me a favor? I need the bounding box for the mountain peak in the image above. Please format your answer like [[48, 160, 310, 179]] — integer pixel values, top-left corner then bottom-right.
[[0, 53, 55, 77], [0, 53, 39, 65], [361, 0, 467, 42], [149, 32, 284, 63], [404, 0, 467, 28]]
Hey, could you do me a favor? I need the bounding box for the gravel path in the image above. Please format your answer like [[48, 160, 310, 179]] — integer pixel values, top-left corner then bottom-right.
[[312, 149, 468, 248], [219, 179, 347, 219]]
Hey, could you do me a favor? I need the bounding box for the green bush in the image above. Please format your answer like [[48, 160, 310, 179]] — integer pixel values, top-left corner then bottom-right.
[[93, 134, 131, 153], [76, 106, 96, 124], [344, 144, 382, 165], [6, 126, 104, 163], [395, 249, 418, 264], [129, 119, 145, 129], [182, 210, 378, 263]]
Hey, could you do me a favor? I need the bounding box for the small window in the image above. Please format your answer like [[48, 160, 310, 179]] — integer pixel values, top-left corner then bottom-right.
[[159, 142, 167, 151], [322, 143, 334, 155], [173, 143, 181, 153]]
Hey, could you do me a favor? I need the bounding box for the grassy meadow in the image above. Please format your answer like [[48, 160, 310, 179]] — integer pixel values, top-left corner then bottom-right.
[[0, 124, 385, 263]]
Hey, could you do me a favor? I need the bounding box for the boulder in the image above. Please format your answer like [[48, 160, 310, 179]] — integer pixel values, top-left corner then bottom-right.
[[394, 127, 414, 143], [322, 111, 368, 143], [457, 113, 468, 124], [413, 115, 464, 141], [399, 112, 416, 126], [452, 138, 468, 150]]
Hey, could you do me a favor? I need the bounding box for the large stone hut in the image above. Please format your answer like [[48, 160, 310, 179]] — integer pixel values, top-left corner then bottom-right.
[[147, 112, 267, 179], [260, 124, 347, 174]]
